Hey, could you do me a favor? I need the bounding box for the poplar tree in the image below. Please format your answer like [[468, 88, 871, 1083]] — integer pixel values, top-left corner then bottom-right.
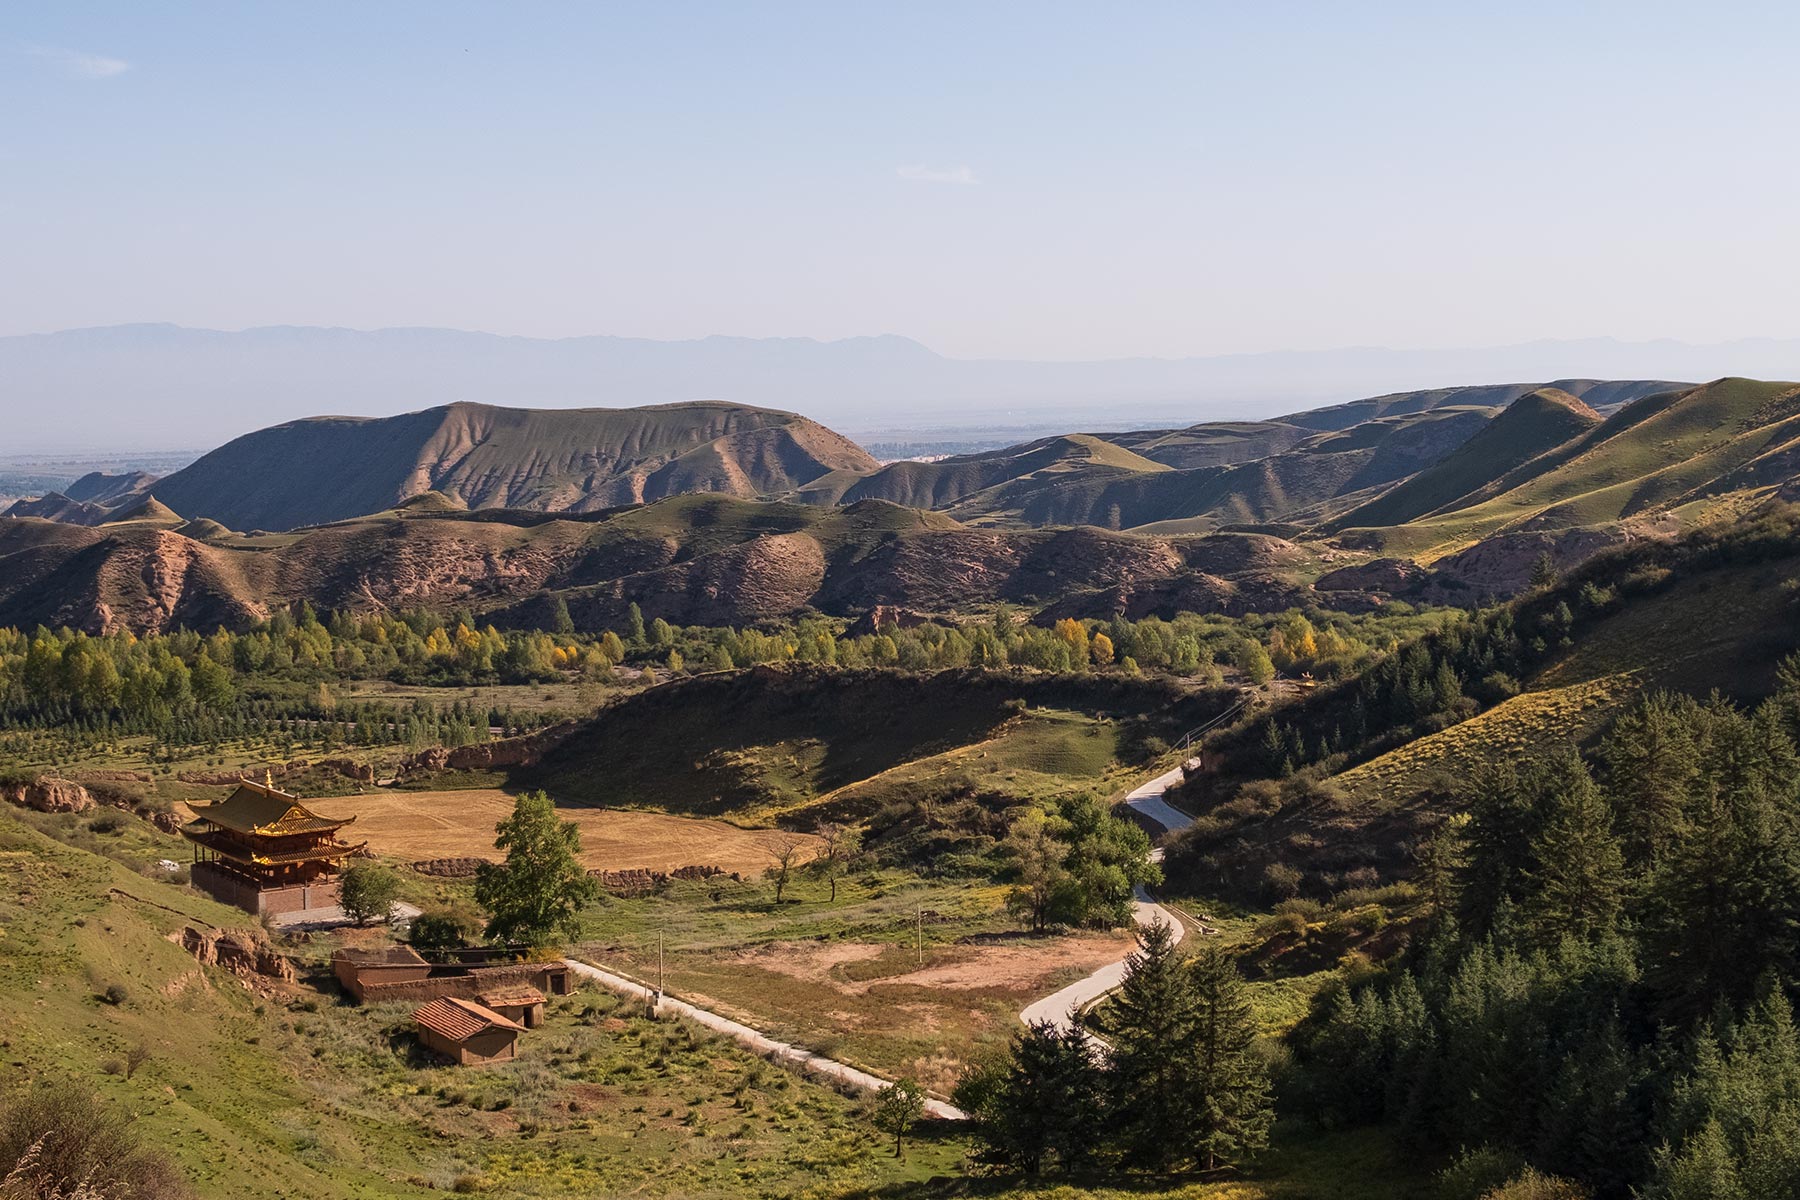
[[475, 790, 600, 946]]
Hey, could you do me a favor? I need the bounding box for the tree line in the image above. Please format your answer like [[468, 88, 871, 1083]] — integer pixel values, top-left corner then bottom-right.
[[1289, 677, 1800, 1198]]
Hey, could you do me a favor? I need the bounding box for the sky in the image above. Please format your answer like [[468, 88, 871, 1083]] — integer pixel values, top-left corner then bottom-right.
[[5, 2, 1800, 361]]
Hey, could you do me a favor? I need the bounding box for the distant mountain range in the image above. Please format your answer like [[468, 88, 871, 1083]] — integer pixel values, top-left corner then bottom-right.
[[12, 374, 1800, 634], [7, 322, 1800, 451]]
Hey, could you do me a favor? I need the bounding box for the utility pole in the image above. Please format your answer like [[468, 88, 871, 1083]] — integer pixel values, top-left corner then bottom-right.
[[658, 929, 665, 996], [916, 907, 924, 967]]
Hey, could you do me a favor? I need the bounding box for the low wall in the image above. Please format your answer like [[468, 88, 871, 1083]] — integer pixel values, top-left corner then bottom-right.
[[350, 961, 570, 1005]]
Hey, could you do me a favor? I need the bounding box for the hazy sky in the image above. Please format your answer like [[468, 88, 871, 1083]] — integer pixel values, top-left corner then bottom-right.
[[6, 2, 1798, 360]]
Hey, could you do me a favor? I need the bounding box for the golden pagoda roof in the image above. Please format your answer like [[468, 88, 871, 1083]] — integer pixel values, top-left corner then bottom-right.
[[183, 776, 354, 837]]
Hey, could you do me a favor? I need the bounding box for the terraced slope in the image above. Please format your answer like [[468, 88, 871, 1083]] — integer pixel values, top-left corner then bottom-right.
[[1332, 388, 1603, 529], [147, 400, 880, 531]]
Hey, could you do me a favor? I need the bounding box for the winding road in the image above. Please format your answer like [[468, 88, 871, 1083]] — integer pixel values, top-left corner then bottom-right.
[[1018, 764, 1195, 1032], [567, 760, 1198, 1119]]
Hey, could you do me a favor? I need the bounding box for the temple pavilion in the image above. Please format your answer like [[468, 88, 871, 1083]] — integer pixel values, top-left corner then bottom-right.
[[180, 774, 365, 916]]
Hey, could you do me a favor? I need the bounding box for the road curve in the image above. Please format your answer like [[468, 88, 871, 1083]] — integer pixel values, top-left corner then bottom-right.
[[564, 958, 967, 1120], [560, 763, 1196, 1118], [1017, 763, 1197, 1033]]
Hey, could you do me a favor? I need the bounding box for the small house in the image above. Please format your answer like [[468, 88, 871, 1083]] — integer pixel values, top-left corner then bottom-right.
[[413, 998, 524, 1065], [478, 984, 546, 1029]]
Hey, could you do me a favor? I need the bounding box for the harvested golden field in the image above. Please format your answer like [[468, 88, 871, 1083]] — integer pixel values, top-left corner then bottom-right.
[[282, 789, 819, 875]]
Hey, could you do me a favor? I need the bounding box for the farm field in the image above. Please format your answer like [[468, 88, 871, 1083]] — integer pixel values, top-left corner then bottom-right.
[[294, 788, 820, 875]]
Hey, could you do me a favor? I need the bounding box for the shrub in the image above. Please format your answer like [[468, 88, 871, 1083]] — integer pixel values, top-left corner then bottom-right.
[[409, 907, 479, 954], [1273, 897, 1326, 922], [1440, 1146, 1528, 1200], [1261, 862, 1302, 900], [88, 811, 127, 835], [99, 983, 128, 1006], [0, 1082, 189, 1199]]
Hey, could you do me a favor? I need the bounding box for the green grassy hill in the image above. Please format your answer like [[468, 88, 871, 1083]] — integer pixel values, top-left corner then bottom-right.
[[1365, 378, 1800, 558], [0, 804, 976, 1199], [519, 665, 1227, 826], [1166, 508, 1800, 899], [1331, 388, 1602, 529]]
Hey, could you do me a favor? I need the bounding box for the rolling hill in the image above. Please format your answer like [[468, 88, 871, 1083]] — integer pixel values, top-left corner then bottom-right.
[[1346, 377, 1800, 558], [0, 494, 1320, 634], [142, 400, 879, 531], [1329, 387, 1604, 529]]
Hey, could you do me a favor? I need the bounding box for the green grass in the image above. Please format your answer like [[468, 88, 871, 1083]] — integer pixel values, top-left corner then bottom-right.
[[0, 807, 967, 1199], [1379, 378, 1800, 558]]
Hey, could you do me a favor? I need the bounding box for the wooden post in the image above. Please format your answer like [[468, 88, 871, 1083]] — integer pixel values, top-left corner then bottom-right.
[[916, 908, 923, 967]]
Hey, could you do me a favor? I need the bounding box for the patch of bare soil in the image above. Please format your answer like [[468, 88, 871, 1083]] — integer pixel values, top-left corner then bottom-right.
[[738, 931, 1134, 997]]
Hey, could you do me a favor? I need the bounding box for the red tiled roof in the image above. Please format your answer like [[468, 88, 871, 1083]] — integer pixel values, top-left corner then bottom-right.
[[413, 997, 524, 1042]]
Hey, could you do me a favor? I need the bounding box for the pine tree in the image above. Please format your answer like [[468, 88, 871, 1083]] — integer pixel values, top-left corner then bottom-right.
[[1524, 751, 1624, 945], [1601, 692, 1700, 869], [1105, 918, 1198, 1169], [1182, 944, 1273, 1172], [973, 1021, 1107, 1175], [1459, 762, 1537, 938]]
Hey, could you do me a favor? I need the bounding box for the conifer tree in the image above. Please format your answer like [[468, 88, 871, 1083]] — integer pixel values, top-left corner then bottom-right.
[[1525, 751, 1624, 945], [1106, 918, 1198, 1169], [1601, 692, 1700, 869], [1182, 944, 1273, 1171], [1459, 762, 1538, 938], [969, 1021, 1107, 1175]]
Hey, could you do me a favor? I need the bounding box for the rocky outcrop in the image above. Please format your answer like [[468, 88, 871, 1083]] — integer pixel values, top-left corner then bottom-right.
[[317, 758, 376, 785], [1, 776, 96, 814], [179, 926, 296, 984], [1315, 558, 1430, 596]]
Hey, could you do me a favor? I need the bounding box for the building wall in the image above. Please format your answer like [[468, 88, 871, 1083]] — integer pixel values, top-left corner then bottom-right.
[[331, 956, 431, 996], [416, 1024, 518, 1066], [190, 864, 342, 916]]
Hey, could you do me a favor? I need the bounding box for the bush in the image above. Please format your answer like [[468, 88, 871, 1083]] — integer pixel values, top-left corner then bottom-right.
[[99, 983, 128, 1006], [0, 1082, 189, 1199], [1261, 862, 1302, 900], [409, 907, 480, 954], [87, 811, 127, 835], [1440, 1146, 1528, 1200]]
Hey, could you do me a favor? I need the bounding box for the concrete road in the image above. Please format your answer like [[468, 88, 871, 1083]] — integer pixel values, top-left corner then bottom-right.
[[1018, 762, 1198, 1033], [558, 762, 1199, 1117], [564, 959, 967, 1120]]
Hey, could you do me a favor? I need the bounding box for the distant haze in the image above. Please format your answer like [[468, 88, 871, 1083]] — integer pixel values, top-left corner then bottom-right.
[[4, 323, 1798, 453]]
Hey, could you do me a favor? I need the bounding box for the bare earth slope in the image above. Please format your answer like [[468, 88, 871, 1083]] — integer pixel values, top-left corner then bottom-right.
[[0, 496, 1317, 634], [146, 400, 879, 531]]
